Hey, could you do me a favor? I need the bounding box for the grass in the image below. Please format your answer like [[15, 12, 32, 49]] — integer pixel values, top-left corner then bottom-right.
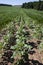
[[0, 6, 43, 65], [0, 42, 3, 50], [0, 6, 21, 30], [0, 6, 43, 30], [23, 9, 43, 24], [0, 6, 43, 39]]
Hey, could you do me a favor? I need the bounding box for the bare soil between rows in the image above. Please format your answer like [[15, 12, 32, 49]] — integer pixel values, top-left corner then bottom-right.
[[0, 24, 43, 65]]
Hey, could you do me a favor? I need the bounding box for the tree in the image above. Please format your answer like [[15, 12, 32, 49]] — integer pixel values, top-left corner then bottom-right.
[[38, 0, 41, 10]]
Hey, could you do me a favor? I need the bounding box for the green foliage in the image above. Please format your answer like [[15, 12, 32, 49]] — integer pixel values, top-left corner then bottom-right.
[[14, 48, 29, 65], [38, 42, 43, 51], [0, 6, 43, 30], [0, 6, 20, 29], [0, 6, 43, 65], [22, 1, 43, 10], [0, 42, 3, 50]]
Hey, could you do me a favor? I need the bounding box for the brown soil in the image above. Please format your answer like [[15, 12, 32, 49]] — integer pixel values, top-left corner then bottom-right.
[[29, 48, 43, 63], [0, 24, 43, 65]]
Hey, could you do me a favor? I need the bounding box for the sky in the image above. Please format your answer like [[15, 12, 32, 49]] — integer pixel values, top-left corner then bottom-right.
[[0, 0, 39, 5]]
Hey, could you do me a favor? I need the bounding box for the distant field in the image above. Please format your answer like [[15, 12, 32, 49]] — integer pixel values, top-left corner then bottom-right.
[[0, 6, 21, 29], [0, 6, 43, 30]]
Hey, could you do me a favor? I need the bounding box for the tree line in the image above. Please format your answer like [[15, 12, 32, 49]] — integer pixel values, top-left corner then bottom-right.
[[0, 4, 12, 6], [22, 0, 43, 10]]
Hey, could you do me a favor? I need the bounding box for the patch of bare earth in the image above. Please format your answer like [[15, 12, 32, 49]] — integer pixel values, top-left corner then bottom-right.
[[29, 48, 43, 63]]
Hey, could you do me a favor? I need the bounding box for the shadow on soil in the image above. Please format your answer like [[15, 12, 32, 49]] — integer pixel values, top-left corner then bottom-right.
[[18, 59, 43, 65]]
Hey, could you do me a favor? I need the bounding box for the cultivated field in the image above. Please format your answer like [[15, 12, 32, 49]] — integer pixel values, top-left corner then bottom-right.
[[0, 6, 43, 65]]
